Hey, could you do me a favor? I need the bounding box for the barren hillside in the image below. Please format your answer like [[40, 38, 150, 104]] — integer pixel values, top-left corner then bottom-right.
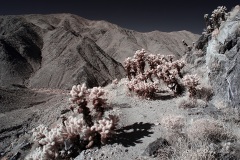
[[0, 14, 199, 89], [2, 5, 240, 160]]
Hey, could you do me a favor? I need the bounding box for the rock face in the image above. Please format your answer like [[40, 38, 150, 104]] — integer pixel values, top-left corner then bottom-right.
[[205, 5, 240, 107], [0, 14, 199, 89]]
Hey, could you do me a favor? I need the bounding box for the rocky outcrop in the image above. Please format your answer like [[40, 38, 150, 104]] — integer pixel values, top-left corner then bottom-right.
[[205, 5, 240, 107]]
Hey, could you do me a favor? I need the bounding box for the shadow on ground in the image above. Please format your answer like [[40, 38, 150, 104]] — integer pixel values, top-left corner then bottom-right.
[[109, 122, 154, 147], [153, 93, 174, 100]]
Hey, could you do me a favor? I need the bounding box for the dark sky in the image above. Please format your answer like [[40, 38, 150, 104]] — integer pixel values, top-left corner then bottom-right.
[[0, 0, 239, 34]]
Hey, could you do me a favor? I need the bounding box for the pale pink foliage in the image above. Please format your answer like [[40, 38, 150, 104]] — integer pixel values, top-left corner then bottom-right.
[[182, 74, 200, 98], [91, 115, 119, 144], [124, 49, 186, 98], [203, 6, 228, 34], [27, 84, 119, 159], [89, 87, 107, 106], [69, 83, 89, 105]]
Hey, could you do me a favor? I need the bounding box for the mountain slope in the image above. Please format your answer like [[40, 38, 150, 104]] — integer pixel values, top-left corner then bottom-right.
[[25, 14, 199, 62], [0, 14, 199, 89]]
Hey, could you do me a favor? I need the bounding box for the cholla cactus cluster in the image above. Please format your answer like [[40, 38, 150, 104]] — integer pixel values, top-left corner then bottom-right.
[[127, 80, 159, 98], [26, 84, 119, 160], [124, 49, 185, 98], [182, 74, 200, 98], [124, 49, 147, 80], [203, 6, 228, 34], [69, 83, 89, 105]]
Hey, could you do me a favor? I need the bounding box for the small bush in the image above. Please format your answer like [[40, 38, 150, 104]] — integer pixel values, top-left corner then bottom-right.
[[195, 86, 214, 102], [177, 98, 207, 109], [187, 118, 229, 143], [180, 146, 216, 160], [161, 115, 185, 132]]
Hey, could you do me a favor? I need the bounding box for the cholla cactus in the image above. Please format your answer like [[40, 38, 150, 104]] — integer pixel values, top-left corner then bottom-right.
[[91, 115, 119, 144], [31, 124, 48, 142], [182, 74, 200, 98], [69, 83, 89, 105], [29, 124, 65, 159], [124, 57, 133, 80], [146, 54, 157, 69], [203, 6, 228, 34], [61, 116, 86, 139], [38, 125, 63, 146], [124, 49, 186, 98], [124, 49, 147, 80], [89, 87, 107, 119], [126, 78, 159, 98], [27, 84, 119, 159], [134, 49, 147, 74], [172, 59, 185, 78]]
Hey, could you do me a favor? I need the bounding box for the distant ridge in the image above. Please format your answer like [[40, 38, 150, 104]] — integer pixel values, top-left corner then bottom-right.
[[0, 13, 199, 89]]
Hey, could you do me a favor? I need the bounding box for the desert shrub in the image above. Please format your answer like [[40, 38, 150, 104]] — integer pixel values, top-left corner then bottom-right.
[[26, 84, 119, 160], [178, 98, 207, 109], [172, 135, 240, 160], [177, 98, 197, 109], [161, 115, 185, 132], [124, 49, 185, 99], [187, 118, 229, 143], [179, 146, 216, 160], [195, 86, 214, 102]]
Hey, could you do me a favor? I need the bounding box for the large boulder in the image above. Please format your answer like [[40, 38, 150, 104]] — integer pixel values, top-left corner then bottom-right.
[[206, 5, 240, 107]]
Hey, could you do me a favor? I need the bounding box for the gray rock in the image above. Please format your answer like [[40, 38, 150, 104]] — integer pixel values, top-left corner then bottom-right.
[[195, 33, 210, 51], [206, 6, 240, 108]]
